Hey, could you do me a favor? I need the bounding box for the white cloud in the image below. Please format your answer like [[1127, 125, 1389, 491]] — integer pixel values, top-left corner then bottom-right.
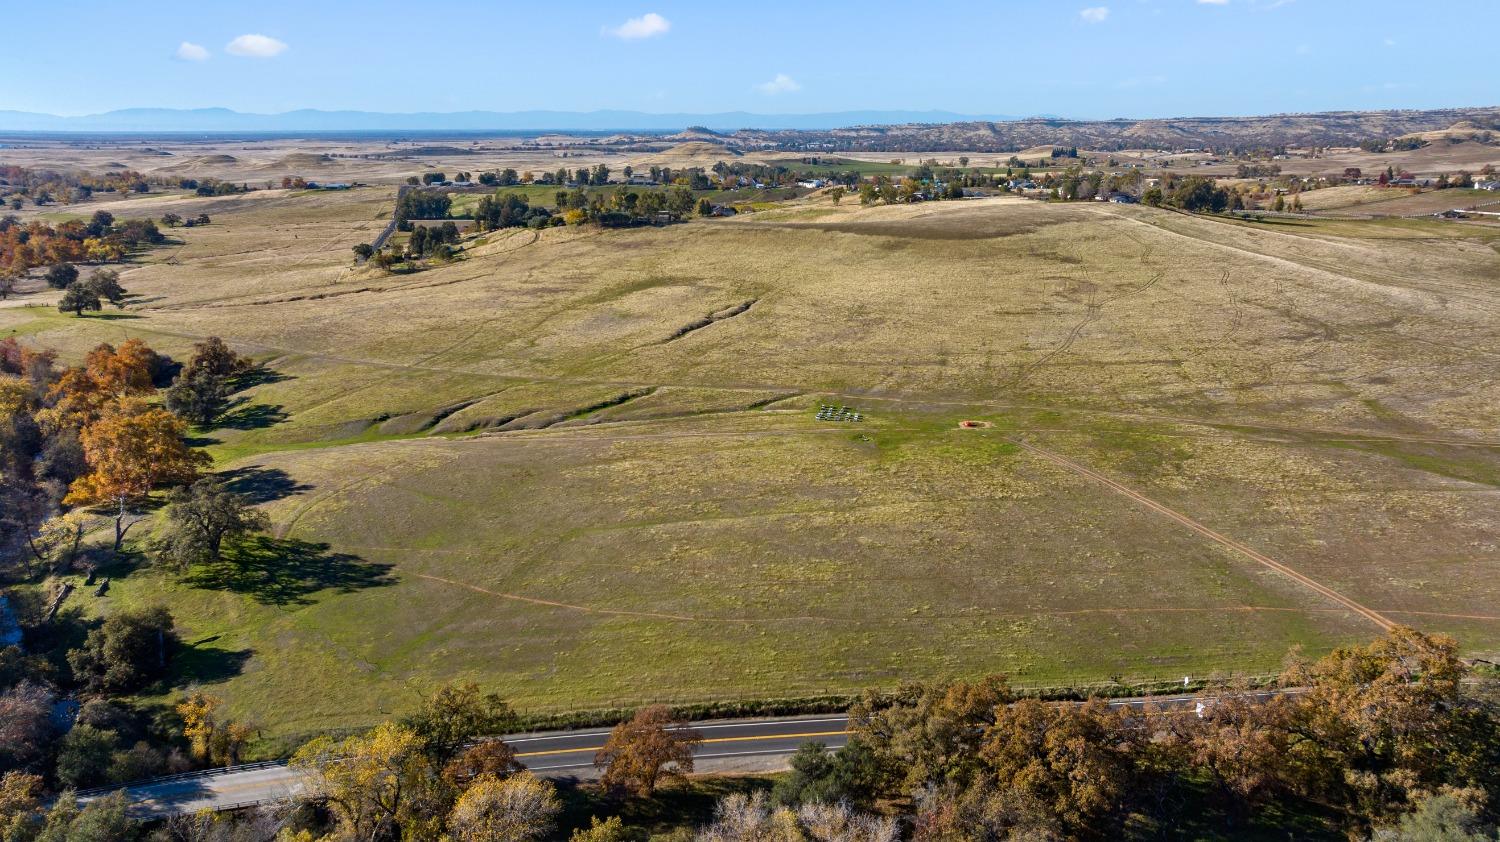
[[756, 73, 801, 95], [175, 41, 209, 61], [605, 12, 670, 40], [1197, 0, 1229, 5], [1079, 6, 1110, 23], [225, 34, 288, 58]]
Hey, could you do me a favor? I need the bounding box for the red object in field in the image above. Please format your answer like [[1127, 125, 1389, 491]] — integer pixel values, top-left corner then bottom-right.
[[959, 420, 989, 428]]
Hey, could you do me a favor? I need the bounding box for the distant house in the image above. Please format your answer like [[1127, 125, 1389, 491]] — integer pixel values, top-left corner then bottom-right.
[[626, 175, 657, 186], [709, 204, 737, 217], [450, 181, 476, 188], [797, 179, 827, 189], [1107, 193, 1138, 204], [1476, 180, 1500, 191]]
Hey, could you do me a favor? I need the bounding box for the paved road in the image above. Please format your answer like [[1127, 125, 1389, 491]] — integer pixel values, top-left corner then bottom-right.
[[78, 714, 854, 819], [361, 184, 412, 260], [78, 693, 1276, 818]]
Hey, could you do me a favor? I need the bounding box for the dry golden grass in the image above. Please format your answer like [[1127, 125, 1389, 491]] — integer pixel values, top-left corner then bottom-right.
[[9, 184, 1500, 740]]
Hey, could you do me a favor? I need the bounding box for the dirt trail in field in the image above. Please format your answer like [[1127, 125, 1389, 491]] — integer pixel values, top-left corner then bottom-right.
[[1006, 435, 1396, 631], [411, 573, 704, 621], [409, 570, 1395, 627]]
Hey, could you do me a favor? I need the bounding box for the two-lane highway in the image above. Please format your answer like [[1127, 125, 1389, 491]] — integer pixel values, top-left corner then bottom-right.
[[79, 714, 855, 819], [81, 693, 1286, 819], [511, 715, 851, 773]]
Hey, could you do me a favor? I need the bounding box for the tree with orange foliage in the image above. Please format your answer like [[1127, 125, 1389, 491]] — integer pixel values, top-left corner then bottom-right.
[[594, 705, 701, 797], [65, 398, 209, 550], [1278, 627, 1500, 830], [39, 339, 157, 431]]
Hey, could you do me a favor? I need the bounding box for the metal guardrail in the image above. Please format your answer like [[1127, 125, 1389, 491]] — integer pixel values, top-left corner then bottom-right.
[[75, 760, 288, 798]]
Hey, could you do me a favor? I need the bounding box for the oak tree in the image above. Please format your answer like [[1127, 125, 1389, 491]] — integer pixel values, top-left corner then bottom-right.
[[65, 398, 209, 550], [594, 705, 701, 797], [66, 607, 177, 694], [57, 281, 101, 317], [150, 478, 269, 569]]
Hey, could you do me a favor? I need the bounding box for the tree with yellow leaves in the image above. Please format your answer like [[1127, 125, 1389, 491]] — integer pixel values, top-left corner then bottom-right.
[[176, 692, 253, 767], [448, 772, 560, 842], [0, 771, 44, 841], [292, 721, 448, 841], [65, 398, 208, 550]]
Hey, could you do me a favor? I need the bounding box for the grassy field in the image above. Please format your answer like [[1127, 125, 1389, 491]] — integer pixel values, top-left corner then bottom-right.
[[1296, 185, 1500, 216], [7, 187, 1500, 749]]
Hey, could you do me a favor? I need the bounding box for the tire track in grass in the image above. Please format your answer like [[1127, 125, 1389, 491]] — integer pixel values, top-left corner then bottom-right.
[[410, 571, 1381, 626], [1006, 435, 1396, 631], [411, 572, 702, 622], [1010, 224, 1164, 387]]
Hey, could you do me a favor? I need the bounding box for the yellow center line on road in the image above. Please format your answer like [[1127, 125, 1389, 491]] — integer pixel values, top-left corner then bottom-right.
[[514, 730, 850, 759]]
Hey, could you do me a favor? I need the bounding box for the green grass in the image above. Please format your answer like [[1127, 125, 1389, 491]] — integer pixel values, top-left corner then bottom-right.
[[18, 190, 1500, 751]]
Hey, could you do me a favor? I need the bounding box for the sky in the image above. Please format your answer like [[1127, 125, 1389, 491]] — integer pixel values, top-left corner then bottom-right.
[[3, 0, 1496, 119]]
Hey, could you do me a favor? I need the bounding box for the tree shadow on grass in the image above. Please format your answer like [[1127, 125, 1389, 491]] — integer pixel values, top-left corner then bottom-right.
[[170, 641, 254, 686], [183, 536, 394, 606], [218, 466, 312, 505], [216, 400, 289, 430], [232, 365, 293, 391]]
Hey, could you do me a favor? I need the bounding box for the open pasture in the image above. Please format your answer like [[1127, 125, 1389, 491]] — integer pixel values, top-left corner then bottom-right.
[[7, 187, 1500, 744]]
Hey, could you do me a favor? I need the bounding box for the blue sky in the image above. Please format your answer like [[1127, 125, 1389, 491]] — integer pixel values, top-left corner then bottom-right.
[[4, 0, 1495, 118]]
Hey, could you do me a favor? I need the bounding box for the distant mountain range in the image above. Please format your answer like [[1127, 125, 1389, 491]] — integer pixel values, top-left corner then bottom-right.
[[3, 106, 1494, 149], [0, 107, 1029, 134]]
